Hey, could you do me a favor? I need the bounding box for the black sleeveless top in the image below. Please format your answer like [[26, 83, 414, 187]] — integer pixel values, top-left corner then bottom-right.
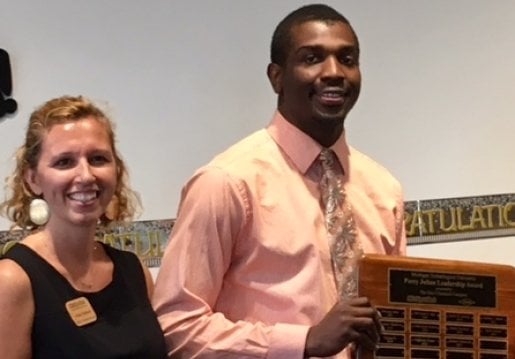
[[3, 243, 167, 358]]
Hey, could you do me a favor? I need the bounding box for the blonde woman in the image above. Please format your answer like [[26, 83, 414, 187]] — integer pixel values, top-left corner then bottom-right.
[[0, 96, 166, 358]]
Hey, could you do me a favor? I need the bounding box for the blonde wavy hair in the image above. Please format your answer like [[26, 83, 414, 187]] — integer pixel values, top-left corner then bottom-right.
[[0, 95, 141, 230]]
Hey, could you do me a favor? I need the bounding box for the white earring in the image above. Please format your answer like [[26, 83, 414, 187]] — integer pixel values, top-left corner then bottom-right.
[[29, 198, 50, 225]]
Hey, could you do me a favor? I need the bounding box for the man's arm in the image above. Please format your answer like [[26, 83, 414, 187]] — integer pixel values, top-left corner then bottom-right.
[[152, 168, 308, 358]]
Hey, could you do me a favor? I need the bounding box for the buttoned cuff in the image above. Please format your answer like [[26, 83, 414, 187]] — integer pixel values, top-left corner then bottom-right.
[[267, 323, 309, 359]]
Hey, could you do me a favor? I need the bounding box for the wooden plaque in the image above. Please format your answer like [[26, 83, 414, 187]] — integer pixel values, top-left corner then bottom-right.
[[358, 254, 515, 359]]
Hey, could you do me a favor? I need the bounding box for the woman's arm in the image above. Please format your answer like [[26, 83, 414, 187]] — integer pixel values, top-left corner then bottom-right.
[[0, 259, 34, 359]]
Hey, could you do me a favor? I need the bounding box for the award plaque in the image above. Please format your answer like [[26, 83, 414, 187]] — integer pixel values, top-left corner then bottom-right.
[[358, 254, 514, 359]]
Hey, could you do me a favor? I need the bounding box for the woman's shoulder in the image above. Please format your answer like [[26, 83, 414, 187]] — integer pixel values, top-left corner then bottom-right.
[[0, 255, 32, 302]]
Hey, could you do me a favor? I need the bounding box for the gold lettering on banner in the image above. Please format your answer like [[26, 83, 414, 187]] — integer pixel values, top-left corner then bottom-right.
[[439, 208, 457, 232], [483, 205, 500, 227], [505, 202, 514, 226], [0, 219, 172, 267], [102, 231, 161, 257], [424, 210, 437, 233], [406, 202, 515, 237], [98, 230, 165, 267], [469, 206, 486, 229], [457, 207, 471, 231]]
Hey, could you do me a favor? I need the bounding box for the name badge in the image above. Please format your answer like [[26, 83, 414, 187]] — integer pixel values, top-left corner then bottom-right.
[[65, 297, 97, 327]]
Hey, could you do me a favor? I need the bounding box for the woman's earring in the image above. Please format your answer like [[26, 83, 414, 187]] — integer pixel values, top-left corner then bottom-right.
[[29, 198, 50, 225]]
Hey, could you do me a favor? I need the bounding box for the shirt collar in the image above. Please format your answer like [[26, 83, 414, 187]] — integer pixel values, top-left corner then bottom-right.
[[266, 111, 350, 174]]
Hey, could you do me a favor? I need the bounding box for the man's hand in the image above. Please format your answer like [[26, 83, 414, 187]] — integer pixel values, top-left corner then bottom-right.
[[304, 297, 382, 357]]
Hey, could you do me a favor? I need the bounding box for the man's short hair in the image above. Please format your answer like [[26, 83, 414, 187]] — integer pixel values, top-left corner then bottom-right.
[[270, 4, 358, 66]]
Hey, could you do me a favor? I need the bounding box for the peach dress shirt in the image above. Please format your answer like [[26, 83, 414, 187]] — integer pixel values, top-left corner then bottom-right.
[[153, 112, 406, 358]]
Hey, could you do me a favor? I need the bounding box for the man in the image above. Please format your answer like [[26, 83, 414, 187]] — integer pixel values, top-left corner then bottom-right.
[[153, 4, 406, 358]]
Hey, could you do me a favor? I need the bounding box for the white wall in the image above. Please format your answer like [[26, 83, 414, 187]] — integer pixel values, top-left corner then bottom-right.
[[1, 1, 514, 265]]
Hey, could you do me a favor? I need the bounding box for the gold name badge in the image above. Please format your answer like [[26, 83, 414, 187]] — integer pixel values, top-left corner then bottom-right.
[[65, 297, 97, 327]]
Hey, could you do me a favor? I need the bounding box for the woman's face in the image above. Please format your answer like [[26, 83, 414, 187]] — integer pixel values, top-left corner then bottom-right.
[[26, 116, 117, 228]]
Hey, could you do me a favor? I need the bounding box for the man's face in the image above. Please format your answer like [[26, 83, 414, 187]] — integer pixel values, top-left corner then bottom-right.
[[269, 20, 361, 144]]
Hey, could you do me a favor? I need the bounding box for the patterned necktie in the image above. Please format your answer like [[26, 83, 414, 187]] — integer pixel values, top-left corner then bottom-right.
[[319, 148, 362, 299]]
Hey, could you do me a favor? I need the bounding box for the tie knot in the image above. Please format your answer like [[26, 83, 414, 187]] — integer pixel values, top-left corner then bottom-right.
[[319, 148, 337, 174]]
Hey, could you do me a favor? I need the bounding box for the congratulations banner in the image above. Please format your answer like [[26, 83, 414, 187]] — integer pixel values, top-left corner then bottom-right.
[[405, 193, 514, 245], [1, 194, 514, 267], [0, 219, 174, 268]]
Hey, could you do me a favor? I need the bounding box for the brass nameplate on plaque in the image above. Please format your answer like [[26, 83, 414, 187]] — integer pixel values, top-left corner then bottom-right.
[[389, 269, 496, 308], [357, 254, 514, 359]]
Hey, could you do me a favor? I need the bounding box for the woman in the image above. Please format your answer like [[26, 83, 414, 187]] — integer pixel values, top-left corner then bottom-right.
[[0, 96, 166, 358]]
